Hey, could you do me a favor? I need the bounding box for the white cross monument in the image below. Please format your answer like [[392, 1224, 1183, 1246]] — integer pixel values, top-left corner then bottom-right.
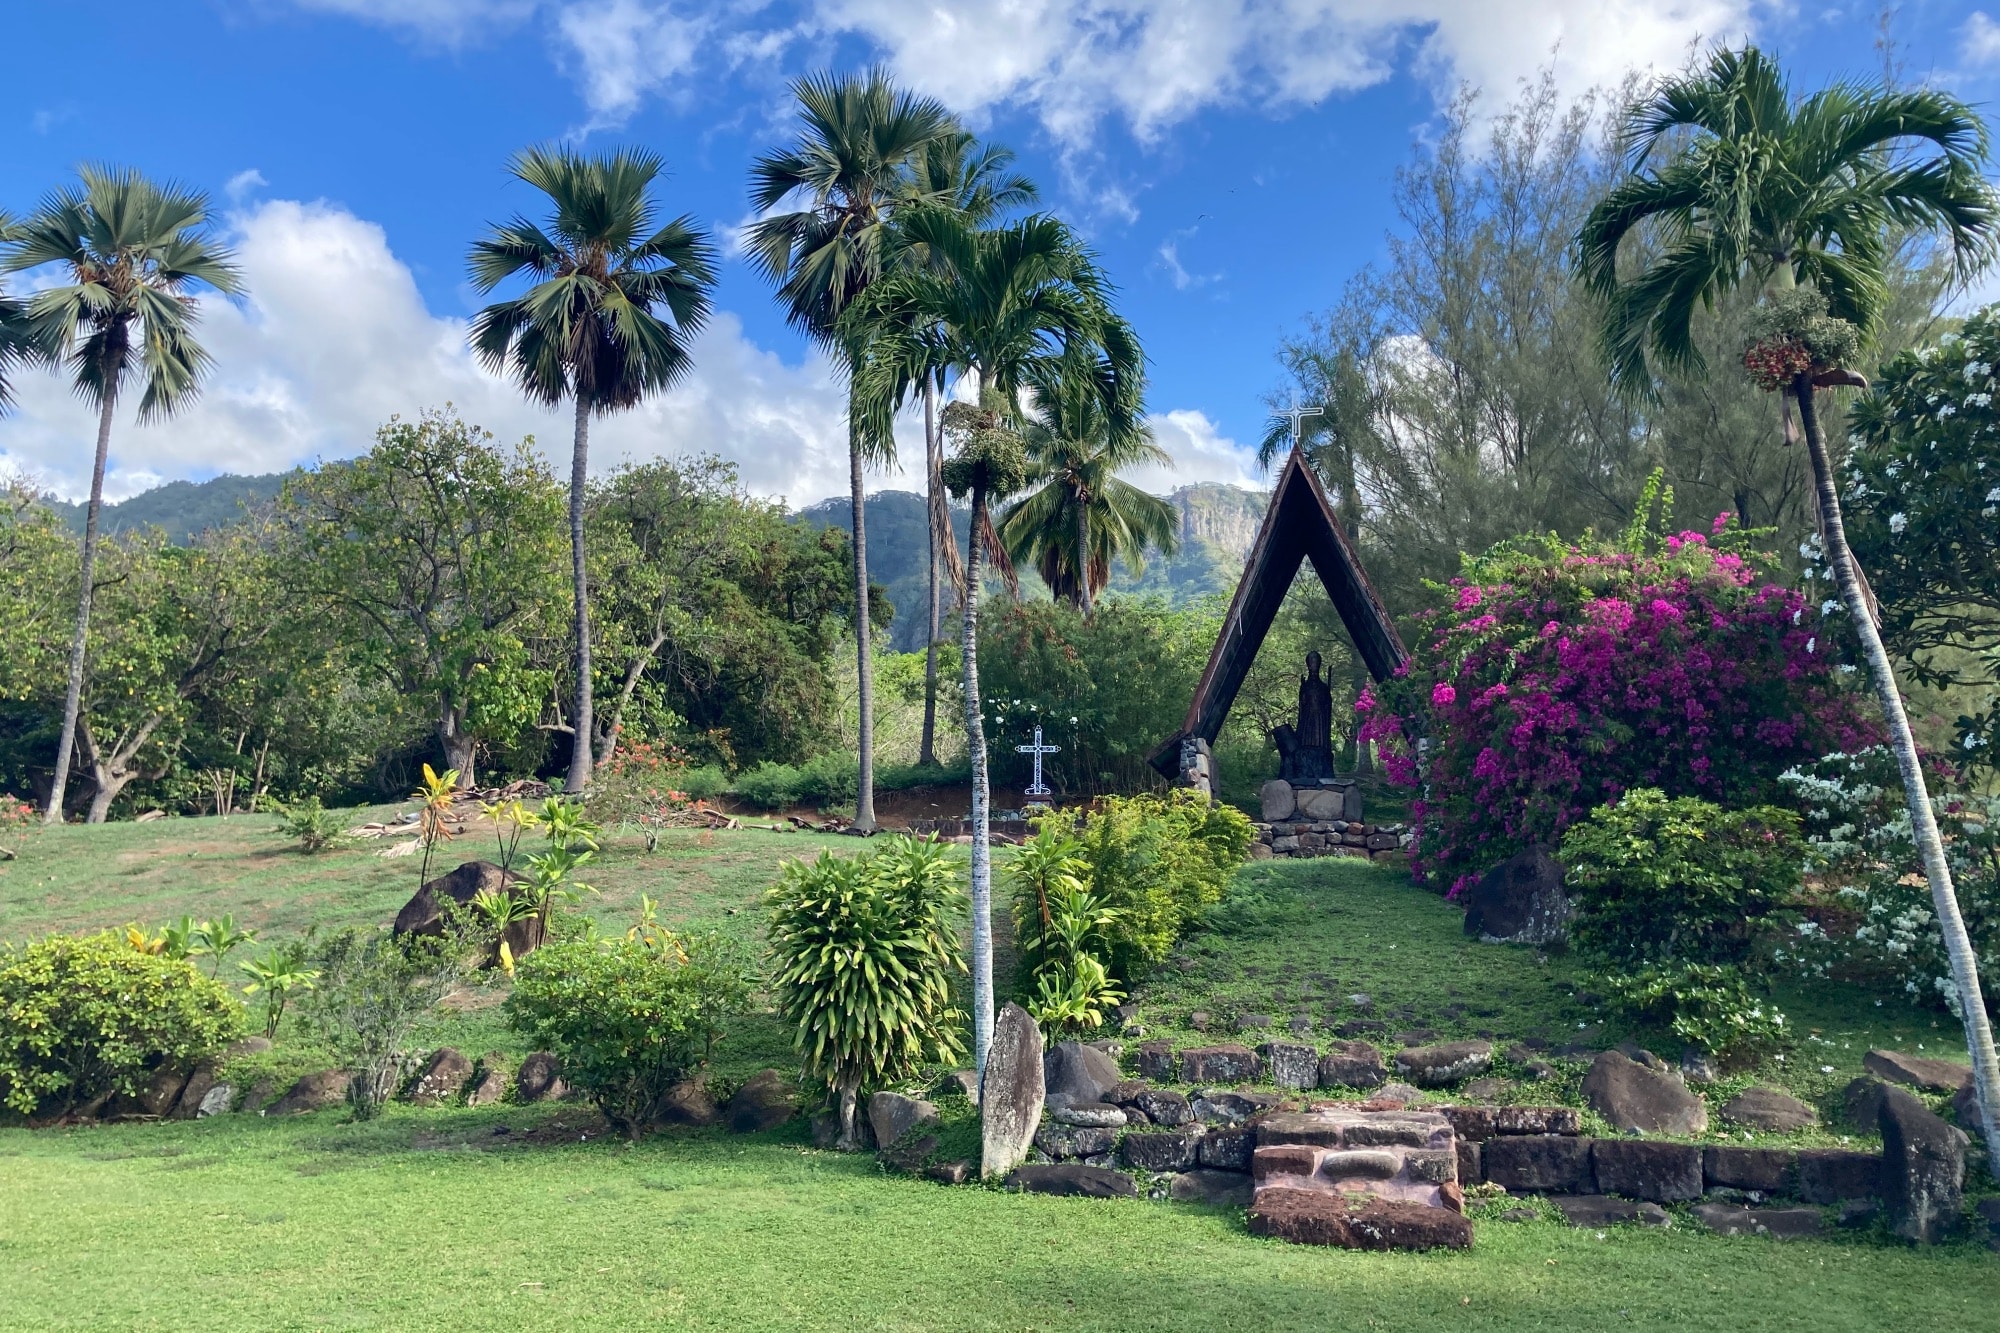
[[1280, 393, 1324, 451], [1016, 724, 1059, 800]]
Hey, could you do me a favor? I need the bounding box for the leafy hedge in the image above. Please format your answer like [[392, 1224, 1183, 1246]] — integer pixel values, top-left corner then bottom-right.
[[0, 932, 241, 1117], [505, 931, 752, 1140], [1069, 790, 1255, 981]]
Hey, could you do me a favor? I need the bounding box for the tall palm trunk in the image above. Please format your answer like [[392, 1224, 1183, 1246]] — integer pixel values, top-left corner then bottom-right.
[[1074, 495, 1093, 618], [1795, 376, 2000, 1161], [565, 393, 594, 794], [44, 387, 118, 825], [848, 404, 878, 833], [962, 480, 994, 1076], [919, 382, 942, 768]]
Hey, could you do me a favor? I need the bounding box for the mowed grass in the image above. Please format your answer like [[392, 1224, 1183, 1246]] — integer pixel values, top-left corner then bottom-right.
[[3, 1106, 1997, 1333], [0, 807, 861, 947], [2, 813, 1996, 1330]]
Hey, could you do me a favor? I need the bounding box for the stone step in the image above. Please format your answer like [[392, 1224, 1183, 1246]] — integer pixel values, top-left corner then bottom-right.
[[1248, 1186, 1472, 1250]]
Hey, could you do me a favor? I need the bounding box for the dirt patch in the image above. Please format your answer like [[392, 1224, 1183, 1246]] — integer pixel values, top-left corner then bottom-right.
[[438, 984, 509, 1014]]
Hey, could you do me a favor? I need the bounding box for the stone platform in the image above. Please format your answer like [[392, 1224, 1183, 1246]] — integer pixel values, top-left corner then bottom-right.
[[1252, 818, 1410, 862]]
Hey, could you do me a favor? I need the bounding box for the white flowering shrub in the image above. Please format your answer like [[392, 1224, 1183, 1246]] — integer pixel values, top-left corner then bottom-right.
[[1777, 748, 2000, 1020], [1845, 311, 2000, 777]]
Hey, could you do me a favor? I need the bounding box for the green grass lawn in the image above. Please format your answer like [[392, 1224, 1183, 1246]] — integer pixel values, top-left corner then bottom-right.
[[3, 1106, 1997, 1332], [1, 813, 1995, 1330], [0, 807, 858, 947]]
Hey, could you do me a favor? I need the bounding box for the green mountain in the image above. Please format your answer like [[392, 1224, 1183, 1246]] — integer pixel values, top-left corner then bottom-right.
[[800, 483, 1269, 645], [36, 472, 1268, 640], [44, 473, 290, 542]]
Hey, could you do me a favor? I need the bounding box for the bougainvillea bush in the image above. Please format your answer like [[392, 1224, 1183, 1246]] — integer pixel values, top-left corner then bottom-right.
[[1359, 515, 1876, 894]]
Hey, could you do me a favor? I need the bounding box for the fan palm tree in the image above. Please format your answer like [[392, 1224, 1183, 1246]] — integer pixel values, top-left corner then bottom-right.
[[1, 169, 242, 825], [748, 68, 956, 831], [1002, 351, 1176, 616], [469, 145, 717, 795], [1577, 44, 2000, 1159], [847, 209, 1143, 1077], [0, 211, 36, 412]]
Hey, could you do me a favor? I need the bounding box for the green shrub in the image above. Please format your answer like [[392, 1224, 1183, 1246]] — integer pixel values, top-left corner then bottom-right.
[[1008, 827, 1125, 1035], [505, 931, 753, 1140], [1073, 790, 1255, 980], [275, 796, 343, 853], [797, 751, 859, 805], [1597, 962, 1788, 1064], [733, 761, 804, 810], [0, 932, 242, 1117], [298, 927, 465, 1118], [1559, 788, 1804, 967], [765, 836, 964, 1147]]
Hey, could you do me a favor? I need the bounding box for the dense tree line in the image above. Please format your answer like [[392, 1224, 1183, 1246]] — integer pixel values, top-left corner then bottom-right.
[[0, 410, 857, 819]]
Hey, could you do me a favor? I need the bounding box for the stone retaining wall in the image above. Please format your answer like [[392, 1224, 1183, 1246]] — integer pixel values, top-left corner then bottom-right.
[[1251, 819, 1412, 862]]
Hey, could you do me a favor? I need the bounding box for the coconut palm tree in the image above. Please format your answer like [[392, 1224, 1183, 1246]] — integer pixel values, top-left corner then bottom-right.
[[1, 169, 242, 825], [847, 209, 1143, 1076], [1577, 44, 2000, 1159], [1001, 350, 1176, 615], [469, 145, 717, 795], [748, 69, 955, 831]]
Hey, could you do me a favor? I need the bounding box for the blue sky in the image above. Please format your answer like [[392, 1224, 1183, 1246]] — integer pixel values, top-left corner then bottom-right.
[[3, 1, 1997, 505]]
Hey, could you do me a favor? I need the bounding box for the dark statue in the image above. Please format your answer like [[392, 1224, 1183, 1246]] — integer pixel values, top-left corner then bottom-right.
[[1272, 650, 1337, 784]]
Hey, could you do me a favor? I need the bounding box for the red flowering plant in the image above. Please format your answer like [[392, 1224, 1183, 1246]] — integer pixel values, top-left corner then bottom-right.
[[1359, 484, 1878, 897]]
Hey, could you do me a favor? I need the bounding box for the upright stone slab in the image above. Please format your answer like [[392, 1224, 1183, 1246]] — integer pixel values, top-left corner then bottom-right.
[[1879, 1086, 1967, 1244], [1461, 846, 1569, 945], [981, 1003, 1045, 1180]]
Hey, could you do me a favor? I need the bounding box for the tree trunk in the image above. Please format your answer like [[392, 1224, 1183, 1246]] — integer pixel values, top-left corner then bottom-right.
[[835, 1070, 863, 1151], [962, 482, 994, 1077], [439, 710, 477, 790], [596, 635, 666, 767], [44, 389, 118, 824], [919, 382, 941, 769], [1794, 375, 2000, 1163], [85, 768, 130, 825], [849, 410, 878, 832], [565, 393, 595, 795], [1075, 493, 1093, 619]]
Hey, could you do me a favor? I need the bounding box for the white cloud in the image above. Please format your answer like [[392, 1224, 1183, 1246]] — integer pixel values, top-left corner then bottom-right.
[[286, 0, 537, 42], [0, 197, 892, 508], [286, 0, 1756, 145], [1963, 12, 2000, 67], [556, 0, 710, 128], [1129, 409, 1264, 493], [812, 0, 1755, 144]]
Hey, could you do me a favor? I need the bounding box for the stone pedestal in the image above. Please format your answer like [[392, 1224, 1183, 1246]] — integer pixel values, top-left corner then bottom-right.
[[1252, 779, 1406, 863], [1259, 778, 1359, 823]]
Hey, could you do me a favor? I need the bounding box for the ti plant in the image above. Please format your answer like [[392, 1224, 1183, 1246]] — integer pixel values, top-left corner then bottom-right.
[[471, 886, 540, 977], [240, 939, 319, 1038], [191, 915, 259, 978], [478, 797, 539, 872], [1020, 881, 1124, 1037], [411, 763, 461, 887]]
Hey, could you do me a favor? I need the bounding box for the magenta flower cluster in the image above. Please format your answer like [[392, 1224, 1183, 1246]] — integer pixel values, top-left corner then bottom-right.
[[1358, 522, 1878, 897]]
